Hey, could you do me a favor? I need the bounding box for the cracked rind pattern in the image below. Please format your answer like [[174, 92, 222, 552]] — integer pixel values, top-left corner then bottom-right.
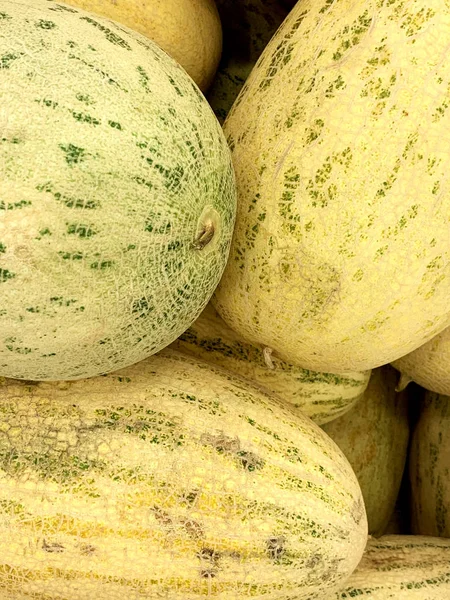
[[212, 0, 450, 373], [0, 348, 367, 599], [409, 390, 450, 538], [0, 0, 236, 380], [170, 302, 371, 424], [322, 365, 409, 536]]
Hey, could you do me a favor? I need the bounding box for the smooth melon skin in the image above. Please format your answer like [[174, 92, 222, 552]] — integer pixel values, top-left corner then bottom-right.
[[207, 0, 290, 123], [327, 535, 450, 599], [409, 391, 450, 537], [321, 365, 410, 537], [0, 348, 367, 599], [62, 0, 223, 92], [170, 302, 371, 424], [0, 0, 236, 381], [212, 0, 450, 373], [392, 326, 450, 395]]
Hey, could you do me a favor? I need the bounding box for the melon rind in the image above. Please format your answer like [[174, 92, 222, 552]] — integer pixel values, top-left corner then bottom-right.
[[212, 0, 450, 372], [0, 348, 367, 599], [0, 0, 236, 380]]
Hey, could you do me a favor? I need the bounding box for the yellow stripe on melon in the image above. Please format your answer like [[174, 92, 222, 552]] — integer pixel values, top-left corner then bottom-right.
[[0, 348, 367, 599]]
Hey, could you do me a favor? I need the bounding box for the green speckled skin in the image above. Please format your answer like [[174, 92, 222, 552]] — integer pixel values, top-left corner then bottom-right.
[[0, 0, 236, 380], [409, 391, 450, 538], [170, 302, 370, 424], [322, 365, 409, 536], [213, 0, 450, 373], [0, 349, 367, 599], [328, 535, 450, 599]]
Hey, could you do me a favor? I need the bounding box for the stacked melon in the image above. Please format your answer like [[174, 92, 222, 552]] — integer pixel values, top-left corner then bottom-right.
[[2, 0, 450, 597]]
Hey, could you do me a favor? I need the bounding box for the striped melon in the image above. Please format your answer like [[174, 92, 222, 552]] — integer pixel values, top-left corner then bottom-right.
[[321, 365, 409, 536], [0, 0, 236, 381], [170, 302, 371, 424], [62, 0, 223, 91], [328, 535, 450, 599], [212, 0, 450, 373], [409, 390, 450, 537], [0, 348, 367, 599], [207, 0, 289, 122], [392, 325, 450, 395]]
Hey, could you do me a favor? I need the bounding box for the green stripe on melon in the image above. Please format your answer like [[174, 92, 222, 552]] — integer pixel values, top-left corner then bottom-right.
[[0, 0, 236, 381], [0, 348, 367, 598], [170, 302, 370, 424]]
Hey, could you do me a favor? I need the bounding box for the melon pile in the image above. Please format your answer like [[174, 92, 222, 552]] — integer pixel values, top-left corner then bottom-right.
[[1, 0, 450, 598]]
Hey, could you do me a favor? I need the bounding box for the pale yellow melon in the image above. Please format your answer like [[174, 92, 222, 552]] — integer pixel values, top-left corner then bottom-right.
[[392, 326, 450, 395], [212, 0, 450, 373], [63, 0, 222, 91], [321, 366, 409, 536]]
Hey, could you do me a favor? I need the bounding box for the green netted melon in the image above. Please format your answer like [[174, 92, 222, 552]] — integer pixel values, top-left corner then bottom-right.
[[0, 0, 236, 381]]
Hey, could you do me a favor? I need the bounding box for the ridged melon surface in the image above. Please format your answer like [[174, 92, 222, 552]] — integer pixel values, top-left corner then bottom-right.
[[322, 365, 409, 536], [170, 302, 371, 424], [328, 535, 450, 599], [62, 0, 223, 91], [0, 348, 367, 599], [0, 0, 236, 381], [409, 390, 450, 537], [212, 0, 450, 373], [392, 326, 450, 395]]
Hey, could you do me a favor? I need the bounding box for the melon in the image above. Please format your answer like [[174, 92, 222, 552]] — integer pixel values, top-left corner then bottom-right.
[[207, 0, 289, 122], [212, 0, 450, 373], [0, 348, 367, 599], [409, 390, 450, 537], [170, 302, 371, 424], [0, 0, 236, 381], [321, 365, 409, 536], [62, 0, 223, 92], [392, 326, 450, 395], [328, 535, 450, 599]]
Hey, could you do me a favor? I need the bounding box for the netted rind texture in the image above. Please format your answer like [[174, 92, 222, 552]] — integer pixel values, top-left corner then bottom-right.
[[61, 0, 223, 92], [0, 348, 367, 599], [212, 0, 450, 373], [0, 0, 236, 380], [171, 302, 371, 424]]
